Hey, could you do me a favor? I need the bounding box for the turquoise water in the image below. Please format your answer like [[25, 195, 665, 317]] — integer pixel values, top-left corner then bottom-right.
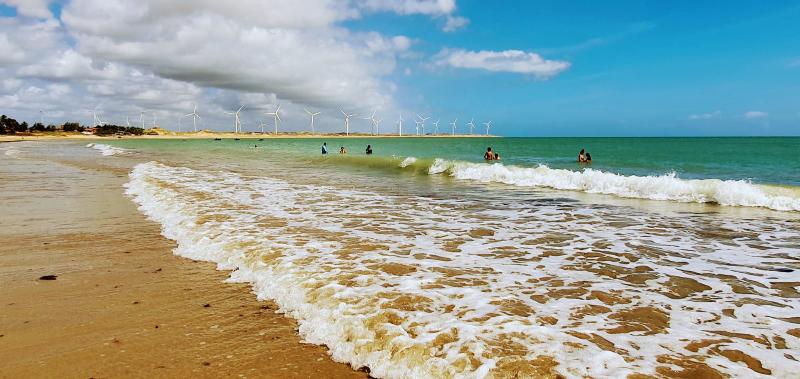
[[111, 137, 800, 186]]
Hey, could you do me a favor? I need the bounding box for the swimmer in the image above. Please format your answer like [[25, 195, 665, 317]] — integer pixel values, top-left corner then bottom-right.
[[484, 147, 495, 160], [321, 142, 328, 155], [366, 145, 373, 155], [339, 146, 347, 154], [578, 149, 586, 163]]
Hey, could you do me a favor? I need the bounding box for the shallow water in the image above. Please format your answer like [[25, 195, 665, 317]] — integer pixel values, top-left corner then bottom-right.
[[13, 138, 800, 378]]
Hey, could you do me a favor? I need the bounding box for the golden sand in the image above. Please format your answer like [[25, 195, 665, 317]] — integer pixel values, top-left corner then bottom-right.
[[0, 146, 366, 378]]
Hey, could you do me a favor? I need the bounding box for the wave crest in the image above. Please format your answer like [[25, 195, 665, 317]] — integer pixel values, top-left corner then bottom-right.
[[423, 159, 800, 212], [86, 143, 129, 156]]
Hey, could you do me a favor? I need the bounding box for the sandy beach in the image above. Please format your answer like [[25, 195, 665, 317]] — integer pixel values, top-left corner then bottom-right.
[[0, 142, 367, 378]]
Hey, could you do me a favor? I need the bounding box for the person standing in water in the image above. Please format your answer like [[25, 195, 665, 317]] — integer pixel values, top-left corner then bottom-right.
[[484, 147, 495, 160], [578, 149, 586, 163], [321, 142, 328, 155], [366, 145, 373, 155], [339, 146, 347, 154]]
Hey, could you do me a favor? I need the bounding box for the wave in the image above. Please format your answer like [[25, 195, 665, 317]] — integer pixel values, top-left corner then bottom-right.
[[332, 155, 798, 212], [125, 161, 800, 378], [86, 143, 129, 156]]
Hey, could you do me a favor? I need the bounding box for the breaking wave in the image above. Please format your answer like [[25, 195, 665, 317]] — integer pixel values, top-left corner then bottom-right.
[[86, 143, 129, 156], [353, 156, 799, 212]]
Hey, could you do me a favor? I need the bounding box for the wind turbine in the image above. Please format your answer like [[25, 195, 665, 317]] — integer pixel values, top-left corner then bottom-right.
[[433, 119, 440, 135], [152, 114, 157, 128], [226, 105, 245, 133], [265, 104, 281, 134], [258, 120, 268, 134], [416, 114, 429, 135], [483, 120, 493, 135], [140, 110, 147, 129], [467, 118, 475, 134], [340, 109, 356, 136], [304, 108, 321, 134], [126, 116, 131, 127], [183, 103, 201, 132], [90, 105, 105, 127], [374, 118, 382, 135], [397, 114, 404, 136], [363, 110, 378, 135], [450, 118, 457, 135]]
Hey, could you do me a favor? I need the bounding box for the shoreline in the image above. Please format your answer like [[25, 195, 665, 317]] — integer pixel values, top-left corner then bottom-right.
[[0, 143, 366, 378]]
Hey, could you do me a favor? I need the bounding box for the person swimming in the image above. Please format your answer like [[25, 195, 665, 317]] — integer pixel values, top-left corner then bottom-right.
[[321, 142, 328, 155], [366, 145, 373, 155], [494, 152, 501, 160], [585, 152, 592, 162], [484, 147, 495, 160], [578, 149, 586, 163], [339, 146, 347, 154]]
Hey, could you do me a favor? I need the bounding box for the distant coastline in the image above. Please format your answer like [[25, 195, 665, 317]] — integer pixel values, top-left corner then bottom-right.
[[1, 131, 495, 142]]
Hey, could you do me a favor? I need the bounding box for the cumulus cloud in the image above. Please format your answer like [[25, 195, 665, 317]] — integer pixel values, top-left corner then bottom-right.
[[688, 110, 720, 120], [0, 0, 470, 132], [744, 111, 768, 119], [434, 48, 570, 79]]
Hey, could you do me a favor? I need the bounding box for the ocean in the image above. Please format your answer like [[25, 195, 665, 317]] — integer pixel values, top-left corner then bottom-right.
[[33, 137, 800, 377]]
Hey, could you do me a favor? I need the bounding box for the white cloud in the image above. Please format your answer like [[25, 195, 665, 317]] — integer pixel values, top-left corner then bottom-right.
[[434, 48, 570, 79], [443, 15, 469, 32], [0, 0, 52, 19], [0, 0, 470, 132], [744, 111, 768, 119], [688, 110, 720, 120]]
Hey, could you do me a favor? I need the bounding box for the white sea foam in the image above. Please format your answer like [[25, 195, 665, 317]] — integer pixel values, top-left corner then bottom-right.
[[126, 161, 800, 378], [398, 156, 417, 168], [426, 159, 800, 212], [86, 143, 129, 156]]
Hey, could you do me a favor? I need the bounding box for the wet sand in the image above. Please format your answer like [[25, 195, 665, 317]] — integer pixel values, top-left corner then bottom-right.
[[0, 145, 367, 378]]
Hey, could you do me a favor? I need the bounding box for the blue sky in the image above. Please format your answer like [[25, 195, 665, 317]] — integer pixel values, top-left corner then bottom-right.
[[351, 1, 800, 136], [1, 1, 798, 136]]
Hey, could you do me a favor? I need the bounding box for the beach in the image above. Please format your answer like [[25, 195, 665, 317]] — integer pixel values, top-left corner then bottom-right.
[[2, 137, 799, 378], [0, 140, 366, 378]]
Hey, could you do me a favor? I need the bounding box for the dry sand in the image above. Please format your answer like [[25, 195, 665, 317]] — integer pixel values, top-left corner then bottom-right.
[[0, 144, 367, 378]]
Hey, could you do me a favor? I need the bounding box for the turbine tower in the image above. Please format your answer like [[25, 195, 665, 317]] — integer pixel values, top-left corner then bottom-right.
[[413, 119, 422, 135], [397, 114, 404, 136], [433, 119, 440, 135], [304, 108, 321, 134], [126, 116, 131, 127], [374, 118, 382, 135], [450, 118, 457, 135], [467, 118, 475, 135], [258, 120, 268, 134], [140, 110, 147, 129], [483, 120, 493, 135], [152, 114, 157, 128], [183, 103, 201, 132], [265, 104, 281, 134], [225, 105, 245, 133], [340, 109, 356, 136]]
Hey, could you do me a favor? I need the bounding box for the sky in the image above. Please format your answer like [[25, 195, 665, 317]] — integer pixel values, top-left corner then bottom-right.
[[0, 0, 798, 136]]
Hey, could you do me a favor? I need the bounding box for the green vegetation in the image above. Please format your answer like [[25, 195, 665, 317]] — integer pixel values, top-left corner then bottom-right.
[[0, 114, 143, 135]]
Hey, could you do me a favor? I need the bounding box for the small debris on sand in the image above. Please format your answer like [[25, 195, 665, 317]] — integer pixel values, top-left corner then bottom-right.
[[38, 275, 57, 280]]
